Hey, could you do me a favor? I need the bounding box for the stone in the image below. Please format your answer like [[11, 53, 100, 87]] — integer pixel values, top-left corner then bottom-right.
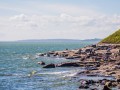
[[85, 66, 98, 70], [38, 53, 45, 56], [117, 79, 120, 82], [79, 80, 89, 89], [66, 56, 74, 59], [109, 72, 116, 75], [79, 85, 89, 89], [38, 61, 45, 65], [43, 64, 55, 68]]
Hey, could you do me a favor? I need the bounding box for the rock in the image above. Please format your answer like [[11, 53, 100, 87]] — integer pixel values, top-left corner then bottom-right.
[[46, 53, 50, 57], [38, 53, 45, 56], [117, 79, 120, 82], [99, 79, 106, 85], [109, 72, 116, 75], [115, 65, 120, 69], [79, 80, 89, 89], [87, 74, 98, 77], [66, 56, 74, 59], [61, 53, 68, 57], [73, 56, 81, 58], [76, 71, 90, 76], [38, 61, 45, 65], [57, 62, 80, 67], [75, 49, 82, 54], [96, 64, 100, 67], [103, 82, 112, 90], [66, 55, 81, 59], [106, 52, 112, 55], [43, 64, 55, 68], [106, 69, 111, 72], [48, 51, 55, 54], [91, 44, 97, 48], [85, 66, 98, 70], [118, 86, 120, 89], [90, 88, 98, 90], [85, 71, 90, 74], [112, 82, 117, 87], [79, 85, 89, 89], [88, 80, 96, 84], [76, 71, 86, 75], [53, 52, 59, 57], [117, 62, 120, 65]]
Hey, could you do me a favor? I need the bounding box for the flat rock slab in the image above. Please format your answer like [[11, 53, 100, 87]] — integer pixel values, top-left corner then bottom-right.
[[43, 64, 55, 68]]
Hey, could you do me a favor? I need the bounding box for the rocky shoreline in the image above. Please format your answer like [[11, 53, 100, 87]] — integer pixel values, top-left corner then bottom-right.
[[37, 44, 120, 89]]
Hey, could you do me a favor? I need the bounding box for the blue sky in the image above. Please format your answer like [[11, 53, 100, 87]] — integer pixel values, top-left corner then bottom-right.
[[1, 0, 120, 16], [0, 0, 120, 41]]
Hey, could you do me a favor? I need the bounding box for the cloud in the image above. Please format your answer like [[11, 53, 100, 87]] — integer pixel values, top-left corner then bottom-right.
[[0, 13, 120, 41], [0, 1, 102, 16], [10, 14, 28, 22]]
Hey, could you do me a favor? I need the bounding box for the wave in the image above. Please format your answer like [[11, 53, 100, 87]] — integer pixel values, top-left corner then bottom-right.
[[0, 73, 24, 77], [37, 71, 69, 75], [37, 70, 78, 78], [22, 54, 39, 60]]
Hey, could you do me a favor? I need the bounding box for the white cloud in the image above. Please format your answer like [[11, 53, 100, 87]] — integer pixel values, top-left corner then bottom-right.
[[0, 1, 120, 41], [10, 14, 29, 22], [0, 2, 102, 16], [0, 13, 120, 41]]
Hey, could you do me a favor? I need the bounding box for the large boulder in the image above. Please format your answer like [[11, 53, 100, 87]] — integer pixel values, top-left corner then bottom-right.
[[43, 64, 55, 68], [57, 62, 80, 67]]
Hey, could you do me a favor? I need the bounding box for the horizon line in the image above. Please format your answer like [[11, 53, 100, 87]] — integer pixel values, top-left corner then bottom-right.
[[0, 38, 102, 42]]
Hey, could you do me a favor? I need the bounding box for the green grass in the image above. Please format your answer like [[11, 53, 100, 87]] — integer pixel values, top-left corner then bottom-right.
[[100, 29, 120, 44]]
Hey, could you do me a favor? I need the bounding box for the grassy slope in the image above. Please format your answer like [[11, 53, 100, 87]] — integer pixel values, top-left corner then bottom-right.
[[100, 29, 120, 44]]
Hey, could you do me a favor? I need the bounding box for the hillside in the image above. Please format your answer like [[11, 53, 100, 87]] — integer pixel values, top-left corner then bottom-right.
[[100, 29, 120, 44]]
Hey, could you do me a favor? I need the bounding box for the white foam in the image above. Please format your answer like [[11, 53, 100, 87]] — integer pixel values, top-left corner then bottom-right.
[[22, 57, 29, 60], [37, 70, 78, 78], [22, 55, 30, 60], [62, 73, 77, 77], [38, 71, 69, 75]]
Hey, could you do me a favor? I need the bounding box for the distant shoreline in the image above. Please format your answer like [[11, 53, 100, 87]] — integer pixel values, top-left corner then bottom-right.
[[0, 38, 101, 43]]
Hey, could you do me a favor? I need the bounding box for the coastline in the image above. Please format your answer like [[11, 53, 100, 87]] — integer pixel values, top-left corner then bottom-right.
[[37, 43, 120, 89]]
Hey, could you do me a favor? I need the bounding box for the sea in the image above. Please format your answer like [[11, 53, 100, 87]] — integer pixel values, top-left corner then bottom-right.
[[0, 41, 114, 90]]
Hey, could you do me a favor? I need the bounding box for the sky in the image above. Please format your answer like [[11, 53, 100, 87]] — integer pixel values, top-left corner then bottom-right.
[[0, 0, 120, 41]]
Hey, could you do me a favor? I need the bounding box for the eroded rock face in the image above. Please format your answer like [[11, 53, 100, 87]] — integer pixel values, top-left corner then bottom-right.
[[43, 64, 55, 68]]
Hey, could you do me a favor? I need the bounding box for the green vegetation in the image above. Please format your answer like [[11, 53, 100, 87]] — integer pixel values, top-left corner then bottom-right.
[[100, 29, 120, 44]]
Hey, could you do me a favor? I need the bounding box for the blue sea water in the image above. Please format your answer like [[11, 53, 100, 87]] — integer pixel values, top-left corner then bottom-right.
[[0, 41, 102, 90]]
